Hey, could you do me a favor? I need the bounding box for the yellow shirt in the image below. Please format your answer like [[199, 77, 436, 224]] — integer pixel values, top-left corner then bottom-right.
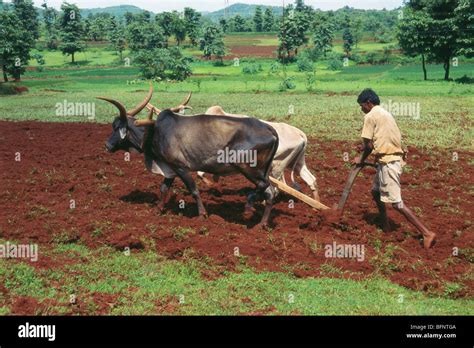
[[361, 105, 404, 163]]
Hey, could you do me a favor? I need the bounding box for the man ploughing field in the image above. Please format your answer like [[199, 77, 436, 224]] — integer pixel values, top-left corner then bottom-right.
[[353, 89, 436, 249]]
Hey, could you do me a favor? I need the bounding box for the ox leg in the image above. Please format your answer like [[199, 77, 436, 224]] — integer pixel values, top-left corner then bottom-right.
[[296, 163, 320, 202], [176, 170, 208, 218], [259, 183, 275, 227], [158, 177, 175, 212]]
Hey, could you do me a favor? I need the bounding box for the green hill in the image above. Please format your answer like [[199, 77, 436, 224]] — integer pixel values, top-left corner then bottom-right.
[[80, 5, 147, 17], [204, 3, 283, 21]]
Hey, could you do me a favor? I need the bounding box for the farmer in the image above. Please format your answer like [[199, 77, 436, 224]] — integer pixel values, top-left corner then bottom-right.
[[353, 88, 436, 249]]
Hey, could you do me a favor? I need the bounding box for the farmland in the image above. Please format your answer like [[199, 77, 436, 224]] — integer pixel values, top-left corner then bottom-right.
[[0, 32, 473, 315]]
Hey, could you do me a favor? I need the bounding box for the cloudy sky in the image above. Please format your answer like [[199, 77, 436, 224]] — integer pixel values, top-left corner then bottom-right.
[[25, 0, 404, 12]]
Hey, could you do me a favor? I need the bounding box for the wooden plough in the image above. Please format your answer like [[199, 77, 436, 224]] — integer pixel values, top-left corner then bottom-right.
[[269, 176, 330, 210]]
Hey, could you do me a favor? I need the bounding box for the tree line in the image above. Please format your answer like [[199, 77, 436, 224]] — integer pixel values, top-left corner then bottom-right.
[[0, 0, 472, 82]]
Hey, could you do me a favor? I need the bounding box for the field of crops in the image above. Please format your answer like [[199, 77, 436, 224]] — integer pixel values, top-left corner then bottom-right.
[[0, 33, 473, 316]]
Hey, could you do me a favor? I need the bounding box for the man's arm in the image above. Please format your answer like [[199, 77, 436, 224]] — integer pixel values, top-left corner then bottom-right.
[[353, 138, 373, 165]]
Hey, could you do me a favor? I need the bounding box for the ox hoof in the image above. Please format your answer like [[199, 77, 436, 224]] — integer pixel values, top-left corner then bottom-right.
[[201, 177, 214, 187]]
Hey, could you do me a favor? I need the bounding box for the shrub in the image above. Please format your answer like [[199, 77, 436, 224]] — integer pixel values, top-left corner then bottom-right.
[[242, 61, 263, 74], [328, 58, 343, 71], [297, 56, 314, 72], [0, 83, 17, 95], [134, 47, 192, 81], [279, 76, 296, 91]]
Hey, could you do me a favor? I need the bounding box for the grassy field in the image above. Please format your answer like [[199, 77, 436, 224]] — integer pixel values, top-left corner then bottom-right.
[[0, 34, 473, 315], [2, 62, 472, 150], [1, 242, 472, 315]]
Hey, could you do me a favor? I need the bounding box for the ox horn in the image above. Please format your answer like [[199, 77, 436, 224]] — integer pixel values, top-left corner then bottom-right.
[[170, 92, 193, 113], [146, 102, 161, 115], [96, 97, 127, 120], [127, 82, 153, 117], [134, 107, 155, 127], [97, 82, 153, 120]]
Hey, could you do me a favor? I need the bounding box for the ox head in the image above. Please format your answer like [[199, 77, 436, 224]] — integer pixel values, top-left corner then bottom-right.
[[97, 83, 153, 152]]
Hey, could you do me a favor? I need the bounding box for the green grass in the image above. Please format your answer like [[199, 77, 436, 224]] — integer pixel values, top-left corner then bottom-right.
[[1, 77, 471, 150], [0, 244, 471, 315]]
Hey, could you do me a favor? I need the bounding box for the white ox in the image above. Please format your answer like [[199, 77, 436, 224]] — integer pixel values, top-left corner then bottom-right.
[[198, 106, 320, 201]]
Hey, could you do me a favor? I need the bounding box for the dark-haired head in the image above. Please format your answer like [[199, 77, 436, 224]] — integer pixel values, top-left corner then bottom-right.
[[357, 88, 380, 114]]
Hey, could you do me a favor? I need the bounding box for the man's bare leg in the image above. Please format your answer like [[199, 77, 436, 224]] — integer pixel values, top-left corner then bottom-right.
[[392, 201, 436, 249], [372, 189, 390, 232]]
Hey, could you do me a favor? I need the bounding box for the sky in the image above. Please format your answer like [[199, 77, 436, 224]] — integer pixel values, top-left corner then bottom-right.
[[24, 0, 405, 12]]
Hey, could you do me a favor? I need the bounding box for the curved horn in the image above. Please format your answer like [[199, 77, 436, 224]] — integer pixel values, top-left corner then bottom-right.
[[181, 92, 192, 107], [146, 102, 161, 115], [96, 97, 127, 120], [127, 82, 153, 117], [169, 92, 193, 113], [135, 104, 158, 127]]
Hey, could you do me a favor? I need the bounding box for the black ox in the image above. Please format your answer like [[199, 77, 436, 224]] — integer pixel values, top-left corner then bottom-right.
[[98, 85, 279, 227]]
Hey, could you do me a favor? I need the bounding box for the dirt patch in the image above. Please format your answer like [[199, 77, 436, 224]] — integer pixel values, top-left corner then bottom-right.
[[0, 121, 472, 297], [225, 45, 277, 59]]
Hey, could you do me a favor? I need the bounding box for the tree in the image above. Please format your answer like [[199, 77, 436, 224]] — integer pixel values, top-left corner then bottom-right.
[[127, 21, 166, 51], [124, 11, 134, 26], [312, 16, 334, 58], [454, 0, 474, 58], [134, 47, 191, 81], [342, 15, 354, 56], [397, 9, 433, 80], [278, 14, 299, 61], [352, 17, 364, 48], [263, 7, 274, 32], [88, 15, 110, 41], [399, 0, 472, 80], [199, 25, 225, 62], [13, 0, 39, 40], [219, 18, 228, 33], [184, 7, 201, 45], [110, 22, 127, 61], [293, 1, 312, 55], [233, 15, 246, 32], [254, 6, 263, 32], [58, 3, 85, 63], [41, 1, 59, 49], [155, 12, 174, 39], [172, 14, 187, 46], [0, 0, 39, 81], [0, 11, 26, 81]]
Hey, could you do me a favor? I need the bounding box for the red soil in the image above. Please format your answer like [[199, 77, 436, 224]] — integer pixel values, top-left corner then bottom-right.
[[0, 121, 472, 298], [225, 45, 277, 59]]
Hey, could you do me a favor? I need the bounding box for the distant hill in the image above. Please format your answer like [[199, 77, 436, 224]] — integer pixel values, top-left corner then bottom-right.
[[80, 5, 146, 18], [204, 3, 283, 21]]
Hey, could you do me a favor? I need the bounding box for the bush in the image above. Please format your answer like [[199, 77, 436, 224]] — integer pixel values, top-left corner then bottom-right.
[[279, 77, 296, 91], [0, 83, 17, 95], [134, 47, 192, 81], [296, 56, 314, 72], [242, 60, 263, 74], [328, 58, 343, 71], [299, 48, 320, 62], [0, 83, 28, 95]]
